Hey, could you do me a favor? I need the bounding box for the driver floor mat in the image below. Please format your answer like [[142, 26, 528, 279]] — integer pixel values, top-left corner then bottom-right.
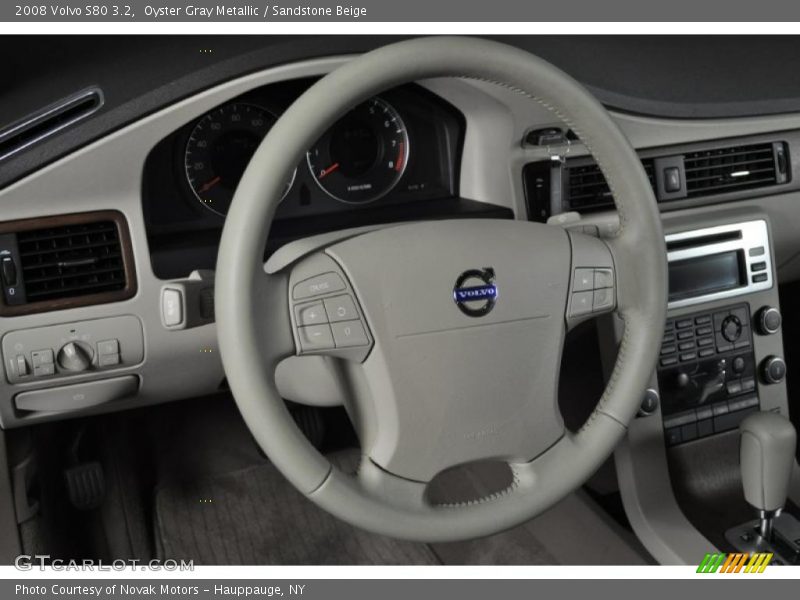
[[153, 461, 441, 565]]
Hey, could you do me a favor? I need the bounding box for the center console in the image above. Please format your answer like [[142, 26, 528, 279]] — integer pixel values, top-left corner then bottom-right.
[[656, 220, 786, 446], [611, 211, 799, 565]]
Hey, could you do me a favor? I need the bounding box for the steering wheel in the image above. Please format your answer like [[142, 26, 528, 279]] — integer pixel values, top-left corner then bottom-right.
[[215, 37, 667, 542]]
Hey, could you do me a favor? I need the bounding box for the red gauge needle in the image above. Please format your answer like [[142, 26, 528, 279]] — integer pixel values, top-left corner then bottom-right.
[[198, 176, 221, 194], [319, 163, 340, 179]]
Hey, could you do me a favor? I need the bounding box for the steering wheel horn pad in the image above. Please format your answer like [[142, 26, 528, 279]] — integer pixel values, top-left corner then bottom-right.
[[215, 37, 667, 542]]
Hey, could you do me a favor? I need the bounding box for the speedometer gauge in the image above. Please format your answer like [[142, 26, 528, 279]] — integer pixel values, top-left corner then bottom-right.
[[307, 97, 409, 204], [185, 103, 296, 216]]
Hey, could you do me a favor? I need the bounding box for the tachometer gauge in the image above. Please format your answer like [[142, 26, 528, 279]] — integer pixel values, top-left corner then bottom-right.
[[307, 97, 409, 204], [185, 103, 296, 216]]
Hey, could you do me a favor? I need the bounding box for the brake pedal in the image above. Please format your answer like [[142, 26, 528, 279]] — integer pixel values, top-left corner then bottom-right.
[[64, 461, 105, 510]]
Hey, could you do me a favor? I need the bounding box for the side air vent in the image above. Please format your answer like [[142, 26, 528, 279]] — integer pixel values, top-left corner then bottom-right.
[[0, 88, 104, 162], [565, 160, 656, 213], [0, 212, 136, 316], [684, 142, 787, 197]]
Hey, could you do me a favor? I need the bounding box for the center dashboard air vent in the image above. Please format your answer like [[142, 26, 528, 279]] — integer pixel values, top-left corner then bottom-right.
[[0, 211, 136, 316], [566, 161, 656, 212], [683, 143, 784, 197], [524, 137, 792, 222]]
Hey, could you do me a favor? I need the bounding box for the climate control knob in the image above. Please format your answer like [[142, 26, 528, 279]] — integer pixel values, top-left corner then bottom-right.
[[757, 307, 782, 335], [57, 342, 93, 372], [761, 356, 787, 385]]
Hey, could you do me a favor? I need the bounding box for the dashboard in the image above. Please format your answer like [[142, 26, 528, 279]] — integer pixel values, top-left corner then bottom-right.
[[1, 38, 800, 436], [2, 36, 800, 567]]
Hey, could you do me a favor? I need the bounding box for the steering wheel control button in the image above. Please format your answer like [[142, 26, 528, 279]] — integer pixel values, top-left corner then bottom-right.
[[295, 301, 328, 326], [593, 288, 614, 311], [292, 272, 345, 300], [324, 295, 358, 323], [572, 268, 594, 292], [593, 268, 613, 289], [570, 291, 594, 317], [298, 324, 335, 352], [331, 320, 369, 348], [161, 288, 184, 327]]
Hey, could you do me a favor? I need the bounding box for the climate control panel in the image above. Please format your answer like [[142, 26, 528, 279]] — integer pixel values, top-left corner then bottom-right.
[[2, 315, 144, 384], [657, 303, 781, 446]]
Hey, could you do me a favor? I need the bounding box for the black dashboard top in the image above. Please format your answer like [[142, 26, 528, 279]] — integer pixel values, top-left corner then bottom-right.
[[5, 36, 800, 190]]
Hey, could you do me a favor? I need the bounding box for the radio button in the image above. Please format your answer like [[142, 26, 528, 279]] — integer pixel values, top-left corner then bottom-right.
[[676, 319, 693, 329], [748, 246, 765, 257], [679, 352, 697, 362], [697, 337, 714, 347], [678, 341, 695, 352], [695, 315, 712, 325], [699, 348, 715, 358], [661, 344, 677, 355], [726, 380, 743, 395], [677, 330, 694, 341], [752, 273, 768, 283], [721, 316, 743, 342], [660, 356, 678, 367], [751, 262, 767, 272], [741, 377, 756, 392], [695, 326, 713, 336]]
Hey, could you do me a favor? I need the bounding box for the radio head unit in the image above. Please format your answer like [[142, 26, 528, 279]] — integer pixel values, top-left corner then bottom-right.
[[666, 220, 772, 310]]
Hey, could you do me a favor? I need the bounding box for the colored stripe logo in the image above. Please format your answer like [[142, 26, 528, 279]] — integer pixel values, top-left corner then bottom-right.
[[697, 552, 773, 573]]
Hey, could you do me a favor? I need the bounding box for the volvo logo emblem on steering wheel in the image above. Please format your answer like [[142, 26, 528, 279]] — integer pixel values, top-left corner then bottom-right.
[[453, 268, 498, 317]]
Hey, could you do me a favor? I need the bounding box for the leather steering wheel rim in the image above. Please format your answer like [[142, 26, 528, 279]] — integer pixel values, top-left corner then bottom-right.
[[215, 36, 667, 542]]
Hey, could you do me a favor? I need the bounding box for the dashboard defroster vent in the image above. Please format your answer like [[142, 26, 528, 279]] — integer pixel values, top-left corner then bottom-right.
[[565, 160, 656, 213], [0, 88, 104, 162], [0, 211, 136, 316], [684, 142, 786, 197]]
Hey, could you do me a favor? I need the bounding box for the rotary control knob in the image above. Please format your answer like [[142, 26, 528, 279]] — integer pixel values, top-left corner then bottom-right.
[[57, 342, 93, 372], [721, 315, 743, 343], [757, 307, 782, 335], [761, 356, 787, 385]]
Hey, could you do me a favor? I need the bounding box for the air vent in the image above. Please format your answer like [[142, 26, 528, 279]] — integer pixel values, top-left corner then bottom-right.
[[0, 88, 104, 162], [684, 142, 786, 197], [565, 160, 656, 212], [17, 221, 125, 302], [0, 212, 136, 316]]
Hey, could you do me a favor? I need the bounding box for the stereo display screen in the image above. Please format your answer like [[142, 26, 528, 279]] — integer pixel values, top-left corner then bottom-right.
[[668, 250, 745, 301]]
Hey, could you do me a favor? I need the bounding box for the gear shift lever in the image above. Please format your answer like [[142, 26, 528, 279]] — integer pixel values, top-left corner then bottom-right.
[[739, 412, 797, 541]]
